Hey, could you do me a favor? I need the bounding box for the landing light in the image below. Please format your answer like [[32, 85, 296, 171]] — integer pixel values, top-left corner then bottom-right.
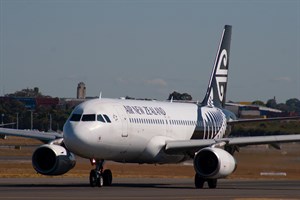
[[90, 158, 96, 166]]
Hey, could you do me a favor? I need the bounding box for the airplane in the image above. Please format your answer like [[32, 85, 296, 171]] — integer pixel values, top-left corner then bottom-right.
[[1, 25, 300, 189]]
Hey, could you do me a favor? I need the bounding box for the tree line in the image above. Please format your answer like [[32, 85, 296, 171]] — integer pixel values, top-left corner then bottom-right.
[[0, 89, 299, 131]]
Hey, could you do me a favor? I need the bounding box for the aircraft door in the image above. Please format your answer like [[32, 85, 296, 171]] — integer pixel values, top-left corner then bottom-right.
[[165, 115, 172, 137], [113, 105, 128, 137]]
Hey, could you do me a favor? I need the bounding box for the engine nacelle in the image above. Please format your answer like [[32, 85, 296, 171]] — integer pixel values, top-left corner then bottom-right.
[[193, 147, 237, 179], [32, 144, 76, 176]]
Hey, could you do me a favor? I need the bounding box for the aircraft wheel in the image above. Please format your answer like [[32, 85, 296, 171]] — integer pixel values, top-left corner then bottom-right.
[[103, 169, 113, 186], [89, 170, 97, 187], [207, 179, 217, 189], [194, 174, 205, 189]]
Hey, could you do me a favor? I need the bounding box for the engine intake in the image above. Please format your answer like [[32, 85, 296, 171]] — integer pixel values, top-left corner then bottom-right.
[[32, 144, 76, 175], [193, 147, 236, 179]]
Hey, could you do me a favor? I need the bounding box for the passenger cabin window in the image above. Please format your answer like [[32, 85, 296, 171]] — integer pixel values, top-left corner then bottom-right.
[[82, 114, 96, 121], [70, 114, 82, 121]]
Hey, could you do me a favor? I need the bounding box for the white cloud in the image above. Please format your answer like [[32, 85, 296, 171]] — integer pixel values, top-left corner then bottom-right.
[[115, 77, 129, 84], [272, 76, 292, 82], [144, 78, 167, 87], [59, 74, 87, 82]]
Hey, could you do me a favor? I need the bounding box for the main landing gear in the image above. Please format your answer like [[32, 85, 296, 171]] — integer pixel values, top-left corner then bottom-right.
[[89, 159, 113, 187], [194, 173, 217, 189]]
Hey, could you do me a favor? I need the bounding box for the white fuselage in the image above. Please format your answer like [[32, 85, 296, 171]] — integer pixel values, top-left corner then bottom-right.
[[63, 98, 227, 164]]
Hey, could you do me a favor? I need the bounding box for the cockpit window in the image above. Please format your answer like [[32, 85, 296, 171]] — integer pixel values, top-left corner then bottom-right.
[[70, 114, 82, 121], [97, 114, 105, 123], [103, 115, 111, 123], [82, 114, 96, 121]]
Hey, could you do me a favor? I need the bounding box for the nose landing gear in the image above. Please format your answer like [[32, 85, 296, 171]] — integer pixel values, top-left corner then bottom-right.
[[89, 159, 112, 187]]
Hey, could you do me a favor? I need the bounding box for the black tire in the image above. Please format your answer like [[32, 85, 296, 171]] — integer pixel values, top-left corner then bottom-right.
[[207, 179, 217, 189], [194, 174, 205, 189], [89, 170, 97, 187], [103, 169, 113, 186]]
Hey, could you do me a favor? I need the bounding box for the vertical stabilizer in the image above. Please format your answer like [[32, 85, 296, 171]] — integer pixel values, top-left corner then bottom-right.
[[202, 25, 232, 108]]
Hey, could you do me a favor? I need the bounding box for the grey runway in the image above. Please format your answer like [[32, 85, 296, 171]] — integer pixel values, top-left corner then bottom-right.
[[0, 177, 300, 200]]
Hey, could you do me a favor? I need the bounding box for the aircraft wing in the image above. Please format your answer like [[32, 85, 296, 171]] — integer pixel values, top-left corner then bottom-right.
[[228, 116, 300, 124], [165, 134, 300, 154], [0, 128, 62, 143]]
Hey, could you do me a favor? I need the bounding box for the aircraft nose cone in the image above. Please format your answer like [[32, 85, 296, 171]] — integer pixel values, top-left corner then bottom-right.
[[63, 121, 72, 140], [63, 121, 86, 156]]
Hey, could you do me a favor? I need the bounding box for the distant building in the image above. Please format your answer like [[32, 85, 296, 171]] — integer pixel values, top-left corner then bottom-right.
[[77, 82, 86, 99], [225, 102, 283, 118]]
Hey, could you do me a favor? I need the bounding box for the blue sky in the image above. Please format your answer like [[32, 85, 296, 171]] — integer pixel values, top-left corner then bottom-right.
[[0, 0, 299, 103]]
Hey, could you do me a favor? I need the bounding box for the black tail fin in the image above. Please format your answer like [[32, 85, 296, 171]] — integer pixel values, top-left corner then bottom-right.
[[202, 25, 232, 108]]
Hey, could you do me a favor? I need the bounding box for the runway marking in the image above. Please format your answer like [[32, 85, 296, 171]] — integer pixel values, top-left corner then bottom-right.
[[260, 172, 287, 176]]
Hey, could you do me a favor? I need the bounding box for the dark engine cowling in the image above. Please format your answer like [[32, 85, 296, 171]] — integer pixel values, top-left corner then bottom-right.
[[193, 147, 237, 179], [32, 144, 76, 175]]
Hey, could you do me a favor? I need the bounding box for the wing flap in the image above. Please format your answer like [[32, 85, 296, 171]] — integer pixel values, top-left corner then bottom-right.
[[228, 116, 300, 124], [226, 135, 300, 145]]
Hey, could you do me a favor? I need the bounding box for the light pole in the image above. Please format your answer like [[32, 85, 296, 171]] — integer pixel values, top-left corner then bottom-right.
[[16, 113, 19, 129], [49, 114, 52, 131], [1, 114, 4, 124], [30, 110, 33, 130]]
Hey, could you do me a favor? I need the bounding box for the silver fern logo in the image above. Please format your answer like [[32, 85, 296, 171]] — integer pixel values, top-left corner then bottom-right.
[[207, 89, 214, 107], [215, 49, 228, 102], [201, 107, 226, 139]]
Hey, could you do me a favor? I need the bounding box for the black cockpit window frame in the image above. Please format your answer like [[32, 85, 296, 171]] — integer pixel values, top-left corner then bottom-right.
[[103, 114, 111, 123], [70, 114, 82, 122], [97, 114, 105, 123], [82, 114, 96, 122]]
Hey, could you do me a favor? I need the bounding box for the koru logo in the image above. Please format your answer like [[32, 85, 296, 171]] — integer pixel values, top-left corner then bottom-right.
[[215, 49, 228, 102]]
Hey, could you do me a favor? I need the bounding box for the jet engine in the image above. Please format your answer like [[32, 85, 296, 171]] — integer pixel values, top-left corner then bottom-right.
[[32, 144, 76, 175], [193, 147, 236, 179]]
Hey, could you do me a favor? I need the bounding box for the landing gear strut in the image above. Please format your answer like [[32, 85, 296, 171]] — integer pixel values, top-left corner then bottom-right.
[[194, 173, 217, 189], [89, 159, 113, 187]]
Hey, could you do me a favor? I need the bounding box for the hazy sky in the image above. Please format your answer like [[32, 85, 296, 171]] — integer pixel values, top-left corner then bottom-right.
[[0, 0, 299, 103]]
